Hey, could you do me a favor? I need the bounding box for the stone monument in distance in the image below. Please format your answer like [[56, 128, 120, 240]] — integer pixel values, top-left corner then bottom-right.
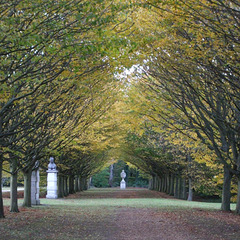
[[120, 170, 126, 189], [46, 157, 58, 199]]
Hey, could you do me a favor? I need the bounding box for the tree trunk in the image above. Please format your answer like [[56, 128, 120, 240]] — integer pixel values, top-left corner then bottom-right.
[[157, 176, 160, 191], [87, 177, 91, 189], [69, 175, 75, 194], [77, 176, 81, 191], [109, 164, 114, 187], [169, 174, 174, 196], [182, 178, 187, 200], [63, 176, 68, 196], [165, 175, 168, 193], [154, 176, 158, 191], [187, 154, 193, 201], [0, 159, 5, 218], [174, 176, 178, 198], [187, 177, 193, 201], [158, 177, 161, 191], [74, 176, 78, 192], [150, 176, 153, 190], [125, 165, 129, 186], [22, 170, 32, 207], [58, 175, 64, 198], [10, 160, 19, 212], [154, 176, 157, 191], [148, 177, 152, 190], [236, 154, 240, 214], [151, 176, 155, 190], [82, 178, 87, 190], [155, 176, 158, 191], [178, 177, 182, 199], [159, 177, 161, 191], [221, 166, 232, 211], [72, 176, 76, 193], [235, 177, 240, 214], [84, 178, 88, 190], [166, 174, 171, 194], [162, 176, 165, 192]]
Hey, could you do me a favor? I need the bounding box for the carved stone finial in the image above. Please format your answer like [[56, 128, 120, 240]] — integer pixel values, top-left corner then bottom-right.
[[120, 170, 126, 180], [120, 170, 126, 189]]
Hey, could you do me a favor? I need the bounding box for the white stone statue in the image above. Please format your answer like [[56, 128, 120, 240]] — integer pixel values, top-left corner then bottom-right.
[[46, 157, 58, 199], [120, 170, 126, 189], [48, 156, 57, 171]]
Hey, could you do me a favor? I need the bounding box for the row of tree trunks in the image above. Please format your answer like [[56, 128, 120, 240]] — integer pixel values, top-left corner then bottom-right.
[[150, 170, 232, 210], [58, 174, 89, 198], [81, 178, 88, 191], [0, 170, 91, 217], [149, 173, 189, 200], [8, 164, 38, 213]]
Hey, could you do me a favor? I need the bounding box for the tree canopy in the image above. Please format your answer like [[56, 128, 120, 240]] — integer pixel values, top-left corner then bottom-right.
[[1, 0, 240, 218]]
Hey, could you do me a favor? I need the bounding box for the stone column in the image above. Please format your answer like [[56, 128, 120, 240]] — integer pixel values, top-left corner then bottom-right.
[[46, 170, 58, 198], [46, 157, 58, 199], [31, 169, 40, 205]]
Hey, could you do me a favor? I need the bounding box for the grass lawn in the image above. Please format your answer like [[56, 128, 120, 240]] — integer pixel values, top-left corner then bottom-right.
[[4, 188, 236, 210], [3, 196, 235, 211]]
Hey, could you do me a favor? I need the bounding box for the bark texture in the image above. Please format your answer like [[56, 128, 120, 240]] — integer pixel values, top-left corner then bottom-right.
[[221, 166, 232, 211], [58, 175, 64, 198], [109, 164, 114, 187], [236, 178, 240, 214], [64, 176, 69, 196], [22, 170, 32, 207], [10, 160, 19, 212], [69, 175, 75, 194], [187, 177, 193, 201], [0, 159, 4, 218]]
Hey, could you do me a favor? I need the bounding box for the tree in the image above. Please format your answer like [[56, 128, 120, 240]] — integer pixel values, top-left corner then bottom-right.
[[0, 0, 136, 216], [128, 0, 240, 211]]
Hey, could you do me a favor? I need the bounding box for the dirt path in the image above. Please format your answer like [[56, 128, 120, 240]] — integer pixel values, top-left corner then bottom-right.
[[64, 188, 240, 240], [1, 188, 240, 240]]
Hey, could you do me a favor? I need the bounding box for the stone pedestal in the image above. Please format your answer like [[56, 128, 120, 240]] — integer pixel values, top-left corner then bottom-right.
[[120, 179, 126, 189], [31, 169, 40, 205], [46, 170, 58, 199]]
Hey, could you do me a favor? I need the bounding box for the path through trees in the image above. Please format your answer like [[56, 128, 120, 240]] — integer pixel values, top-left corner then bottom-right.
[[1, 0, 240, 219], [1, 188, 240, 240]]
